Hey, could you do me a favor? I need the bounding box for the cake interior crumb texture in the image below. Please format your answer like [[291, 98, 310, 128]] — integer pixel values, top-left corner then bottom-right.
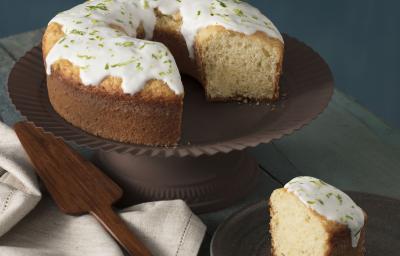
[[196, 27, 282, 101]]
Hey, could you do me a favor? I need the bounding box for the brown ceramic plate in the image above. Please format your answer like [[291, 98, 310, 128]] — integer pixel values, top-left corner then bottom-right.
[[211, 191, 400, 256], [8, 35, 333, 157]]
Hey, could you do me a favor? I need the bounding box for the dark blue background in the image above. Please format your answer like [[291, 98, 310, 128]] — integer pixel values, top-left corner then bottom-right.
[[1, 0, 399, 128]]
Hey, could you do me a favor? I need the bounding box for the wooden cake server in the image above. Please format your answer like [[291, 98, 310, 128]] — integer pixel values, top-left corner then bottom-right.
[[14, 122, 152, 256]]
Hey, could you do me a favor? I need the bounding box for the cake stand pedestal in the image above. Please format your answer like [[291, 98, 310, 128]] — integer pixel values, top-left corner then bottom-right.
[[8, 35, 334, 213], [94, 150, 259, 213]]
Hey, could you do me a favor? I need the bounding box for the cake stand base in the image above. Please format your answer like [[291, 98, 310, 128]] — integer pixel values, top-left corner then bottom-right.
[[93, 150, 260, 213]]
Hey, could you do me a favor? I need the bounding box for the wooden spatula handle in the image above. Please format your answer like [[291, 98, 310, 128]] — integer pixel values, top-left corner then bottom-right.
[[91, 206, 152, 256]]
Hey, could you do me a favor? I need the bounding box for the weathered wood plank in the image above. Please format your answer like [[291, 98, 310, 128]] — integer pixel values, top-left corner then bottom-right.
[[250, 143, 301, 183], [0, 30, 44, 124], [0, 29, 43, 60], [333, 90, 400, 153], [252, 90, 400, 199], [0, 47, 23, 125]]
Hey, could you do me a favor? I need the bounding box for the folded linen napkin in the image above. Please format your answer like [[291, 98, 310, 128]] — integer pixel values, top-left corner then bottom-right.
[[0, 122, 206, 256], [0, 122, 41, 237]]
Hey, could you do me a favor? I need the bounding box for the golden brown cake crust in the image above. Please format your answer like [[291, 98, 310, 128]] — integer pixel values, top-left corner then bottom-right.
[[47, 72, 183, 146], [44, 22, 184, 146]]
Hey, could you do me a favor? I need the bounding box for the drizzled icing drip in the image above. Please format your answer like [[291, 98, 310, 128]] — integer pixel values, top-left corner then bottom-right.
[[46, 0, 282, 95], [284, 176, 365, 248]]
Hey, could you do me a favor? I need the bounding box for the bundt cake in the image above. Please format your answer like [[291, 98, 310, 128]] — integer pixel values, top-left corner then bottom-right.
[[269, 176, 367, 256], [43, 0, 284, 146]]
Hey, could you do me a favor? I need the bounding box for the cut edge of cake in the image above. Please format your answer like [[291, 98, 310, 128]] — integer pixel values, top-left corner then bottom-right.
[[195, 25, 284, 102]]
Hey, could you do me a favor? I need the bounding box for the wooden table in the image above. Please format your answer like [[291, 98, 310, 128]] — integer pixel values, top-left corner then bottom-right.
[[1, 30, 399, 255]]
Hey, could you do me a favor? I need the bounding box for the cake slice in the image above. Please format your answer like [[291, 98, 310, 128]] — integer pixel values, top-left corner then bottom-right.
[[269, 176, 366, 256]]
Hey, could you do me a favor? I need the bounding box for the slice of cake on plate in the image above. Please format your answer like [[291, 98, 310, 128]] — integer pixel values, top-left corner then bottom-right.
[[269, 176, 367, 256]]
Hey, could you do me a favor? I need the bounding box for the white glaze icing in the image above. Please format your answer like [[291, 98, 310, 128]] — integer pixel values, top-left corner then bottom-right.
[[284, 176, 365, 248], [46, 0, 282, 95], [46, 0, 183, 95]]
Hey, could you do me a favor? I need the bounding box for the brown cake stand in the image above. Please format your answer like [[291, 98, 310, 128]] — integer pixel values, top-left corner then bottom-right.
[[7, 35, 333, 213]]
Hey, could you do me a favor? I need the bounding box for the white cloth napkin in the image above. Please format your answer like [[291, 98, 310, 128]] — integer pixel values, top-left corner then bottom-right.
[[0, 122, 206, 256], [0, 122, 42, 237]]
